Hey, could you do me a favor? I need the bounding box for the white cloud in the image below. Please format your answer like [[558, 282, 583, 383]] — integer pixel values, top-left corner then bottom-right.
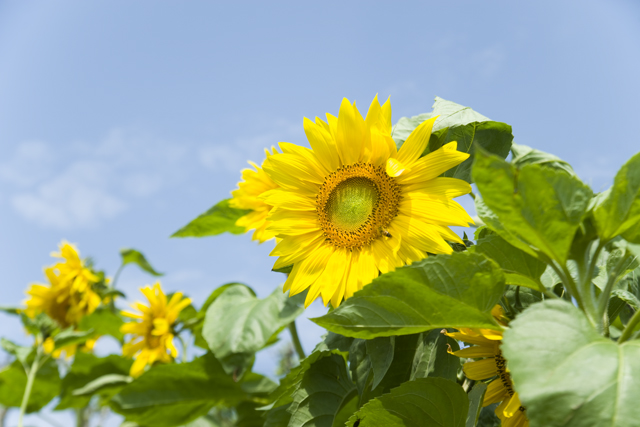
[[11, 161, 127, 229], [0, 139, 54, 187]]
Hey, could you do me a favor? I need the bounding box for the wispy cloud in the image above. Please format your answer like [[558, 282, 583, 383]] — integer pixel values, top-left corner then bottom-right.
[[1, 120, 303, 230]]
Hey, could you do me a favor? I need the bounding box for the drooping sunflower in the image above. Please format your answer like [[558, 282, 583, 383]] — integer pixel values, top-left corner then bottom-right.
[[25, 242, 102, 327], [230, 147, 280, 243], [262, 96, 473, 307], [121, 282, 191, 377], [447, 306, 529, 427]]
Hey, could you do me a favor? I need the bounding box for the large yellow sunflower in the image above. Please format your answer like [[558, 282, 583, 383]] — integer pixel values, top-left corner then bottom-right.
[[121, 282, 191, 377], [262, 96, 473, 307], [230, 147, 280, 243], [447, 306, 529, 427]]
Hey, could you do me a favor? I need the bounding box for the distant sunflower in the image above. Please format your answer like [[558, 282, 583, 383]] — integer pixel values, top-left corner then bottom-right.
[[262, 96, 473, 307], [447, 306, 529, 427], [230, 147, 280, 243], [121, 282, 191, 377], [25, 242, 102, 327]]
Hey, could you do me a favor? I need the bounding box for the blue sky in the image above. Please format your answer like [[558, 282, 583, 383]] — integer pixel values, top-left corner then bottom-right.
[[1, 0, 640, 425]]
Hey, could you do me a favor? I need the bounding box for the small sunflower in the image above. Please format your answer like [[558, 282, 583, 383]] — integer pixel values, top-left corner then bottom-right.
[[230, 147, 280, 243], [447, 306, 529, 427], [25, 242, 102, 327], [121, 282, 191, 377], [262, 96, 473, 307]]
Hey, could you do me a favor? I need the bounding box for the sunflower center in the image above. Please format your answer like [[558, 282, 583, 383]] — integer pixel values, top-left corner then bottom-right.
[[316, 162, 401, 250], [326, 178, 379, 231]]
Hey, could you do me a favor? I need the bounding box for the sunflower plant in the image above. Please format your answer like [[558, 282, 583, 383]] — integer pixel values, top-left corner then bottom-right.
[[2, 96, 640, 427]]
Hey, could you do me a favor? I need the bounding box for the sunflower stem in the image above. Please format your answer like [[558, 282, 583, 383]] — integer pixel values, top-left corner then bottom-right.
[[109, 264, 125, 311], [619, 308, 640, 343], [18, 343, 42, 427], [288, 321, 306, 361]]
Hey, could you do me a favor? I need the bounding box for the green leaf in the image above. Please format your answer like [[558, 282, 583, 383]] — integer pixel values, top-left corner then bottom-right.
[[72, 374, 132, 396], [202, 284, 304, 377], [428, 121, 513, 183], [56, 352, 132, 410], [52, 328, 95, 349], [0, 358, 60, 412], [593, 152, 640, 243], [313, 332, 354, 354], [110, 353, 245, 427], [392, 97, 513, 184], [264, 403, 292, 427], [287, 352, 357, 427], [119, 248, 163, 276], [502, 300, 640, 427], [473, 148, 593, 264], [171, 199, 250, 238], [365, 337, 395, 390], [312, 252, 504, 338], [466, 383, 487, 427], [411, 329, 460, 382], [78, 308, 124, 342], [472, 233, 547, 281], [0, 306, 21, 316], [1, 338, 32, 365], [346, 377, 469, 427], [510, 143, 575, 176]]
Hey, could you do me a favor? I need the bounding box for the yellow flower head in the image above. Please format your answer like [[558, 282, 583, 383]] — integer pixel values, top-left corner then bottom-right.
[[230, 147, 280, 243], [121, 282, 191, 377], [447, 306, 529, 427], [24, 242, 102, 328], [262, 96, 473, 307]]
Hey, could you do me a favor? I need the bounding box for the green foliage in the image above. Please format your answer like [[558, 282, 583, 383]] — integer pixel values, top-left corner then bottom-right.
[[110, 353, 246, 427], [312, 252, 505, 338], [503, 300, 640, 427], [473, 148, 593, 264], [57, 352, 132, 409], [411, 329, 460, 382], [392, 97, 513, 183], [466, 383, 487, 427], [0, 357, 60, 413], [171, 199, 250, 238], [78, 307, 125, 342], [593, 152, 640, 243], [346, 377, 469, 427], [510, 143, 575, 175], [202, 284, 304, 377], [120, 248, 164, 276]]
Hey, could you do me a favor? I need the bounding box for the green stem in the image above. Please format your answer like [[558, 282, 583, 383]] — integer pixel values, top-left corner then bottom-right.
[[109, 264, 125, 311], [18, 349, 42, 427], [177, 334, 188, 363], [597, 251, 628, 318], [619, 308, 640, 343], [288, 321, 306, 360]]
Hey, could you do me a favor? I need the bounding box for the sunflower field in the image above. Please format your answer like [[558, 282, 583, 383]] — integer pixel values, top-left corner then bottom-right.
[[2, 96, 640, 427]]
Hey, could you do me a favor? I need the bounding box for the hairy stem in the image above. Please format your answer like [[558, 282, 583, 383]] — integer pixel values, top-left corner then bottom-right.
[[288, 321, 306, 360]]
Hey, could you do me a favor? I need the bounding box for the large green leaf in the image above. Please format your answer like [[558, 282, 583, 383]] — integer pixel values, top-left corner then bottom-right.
[[411, 329, 460, 383], [392, 97, 512, 184], [510, 143, 575, 176], [472, 233, 547, 280], [202, 284, 304, 377], [312, 252, 504, 338], [120, 248, 163, 276], [56, 352, 132, 410], [502, 300, 640, 427], [0, 357, 60, 413], [466, 383, 488, 427], [287, 352, 357, 427], [473, 149, 593, 264], [346, 377, 469, 427], [171, 199, 250, 238], [593, 152, 640, 243], [110, 353, 245, 427]]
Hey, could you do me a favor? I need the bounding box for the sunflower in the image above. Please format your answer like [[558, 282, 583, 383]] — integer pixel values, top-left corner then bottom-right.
[[121, 282, 191, 377], [447, 306, 529, 427], [24, 242, 102, 327], [261, 96, 473, 307], [230, 147, 280, 243]]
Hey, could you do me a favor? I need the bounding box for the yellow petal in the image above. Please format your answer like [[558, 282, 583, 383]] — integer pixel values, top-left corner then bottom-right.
[[395, 116, 437, 165], [396, 141, 469, 184], [386, 157, 410, 177], [463, 358, 498, 380], [335, 98, 366, 165]]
